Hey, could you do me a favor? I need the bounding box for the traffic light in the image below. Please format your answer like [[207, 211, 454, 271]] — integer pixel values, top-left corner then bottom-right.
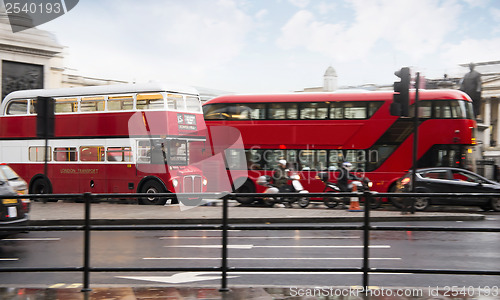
[[390, 67, 411, 117], [36, 96, 55, 138]]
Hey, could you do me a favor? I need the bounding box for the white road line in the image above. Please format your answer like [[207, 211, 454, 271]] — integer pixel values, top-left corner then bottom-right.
[[159, 236, 360, 239], [1, 238, 61, 241], [0, 258, 19, 261], [143, 257, 401, 260], [163, 245, 390, 249]]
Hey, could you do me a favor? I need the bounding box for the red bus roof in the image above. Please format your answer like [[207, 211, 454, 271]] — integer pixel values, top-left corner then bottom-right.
[[205, 89, 471, 105]]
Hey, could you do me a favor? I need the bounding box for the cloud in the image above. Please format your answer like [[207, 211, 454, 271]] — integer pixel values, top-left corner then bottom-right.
[[277, 0, 462, 61], [442, 38, 500, 68], [43, 0, 253, 85], [288, 0, 310, 8]]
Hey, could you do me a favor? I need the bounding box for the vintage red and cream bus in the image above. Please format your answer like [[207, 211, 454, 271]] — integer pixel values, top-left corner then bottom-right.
[[0, 83, 208, 204], [202, 90, 477, 204]]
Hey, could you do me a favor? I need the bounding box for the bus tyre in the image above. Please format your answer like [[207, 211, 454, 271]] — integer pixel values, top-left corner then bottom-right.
[[30, 177, 56, 202], [140, 180, 168, 205], [490, 198, 500, 212]]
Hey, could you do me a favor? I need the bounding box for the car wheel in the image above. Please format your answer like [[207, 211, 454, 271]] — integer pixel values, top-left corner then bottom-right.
[[490, 198, 500, 212], [413, 196, 430, 211], [139, 180, 168, 205]]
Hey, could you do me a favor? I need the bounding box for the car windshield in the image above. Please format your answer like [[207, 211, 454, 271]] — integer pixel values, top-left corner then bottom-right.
[[0, 165, 19, 180]]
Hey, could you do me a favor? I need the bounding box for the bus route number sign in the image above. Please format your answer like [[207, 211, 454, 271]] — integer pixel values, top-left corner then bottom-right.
[[177, 113, 197, 131]]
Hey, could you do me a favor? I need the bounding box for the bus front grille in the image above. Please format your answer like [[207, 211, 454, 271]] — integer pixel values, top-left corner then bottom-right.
[[183, 176, 202, 193]]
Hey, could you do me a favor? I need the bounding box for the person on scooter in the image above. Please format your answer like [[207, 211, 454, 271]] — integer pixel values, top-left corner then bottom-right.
[[273, 159, 289, 189], [337, 162, 360, 208]]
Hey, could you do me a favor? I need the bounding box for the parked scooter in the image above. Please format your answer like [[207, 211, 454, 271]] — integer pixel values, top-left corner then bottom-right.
[[316, 172, 381, 209], [256, 172, 310, 208]]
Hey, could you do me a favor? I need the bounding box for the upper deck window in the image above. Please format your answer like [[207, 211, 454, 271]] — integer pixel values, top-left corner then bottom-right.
[[300, 103, 328, 119], [81, 96, 105, 112], [108, 95, 133, 111], [136, 93, 164, 110], [269, 103, 298, 119], [186, 96, 202, 112], [167, 94, 184, 110], [6, 99, 28, 115], [409, 100, 474, 119], [55, 98, 78, 113], [204, 100, 382, 120]]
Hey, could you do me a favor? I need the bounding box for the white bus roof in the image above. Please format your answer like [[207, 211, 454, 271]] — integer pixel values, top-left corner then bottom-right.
[[2, 83, 199, 102]]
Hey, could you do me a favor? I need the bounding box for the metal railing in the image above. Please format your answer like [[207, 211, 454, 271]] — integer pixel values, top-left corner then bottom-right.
[[1, 191, 500, 293]]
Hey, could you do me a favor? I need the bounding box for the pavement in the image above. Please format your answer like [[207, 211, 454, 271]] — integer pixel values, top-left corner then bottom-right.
[[27, 200, 486, 225], [3, 200, 494, 299]]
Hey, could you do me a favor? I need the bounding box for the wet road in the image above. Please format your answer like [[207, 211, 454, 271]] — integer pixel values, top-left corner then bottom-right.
[[0, 213, 499, 289]]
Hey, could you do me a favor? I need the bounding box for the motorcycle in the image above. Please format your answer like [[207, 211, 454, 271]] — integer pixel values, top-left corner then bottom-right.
[[315, 172, 381, 209], [256, 173, 310, 208]]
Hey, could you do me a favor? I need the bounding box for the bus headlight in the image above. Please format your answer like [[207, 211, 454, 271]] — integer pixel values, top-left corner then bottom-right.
[[172, 179, 179, 188], [203, 178, 208, 186]]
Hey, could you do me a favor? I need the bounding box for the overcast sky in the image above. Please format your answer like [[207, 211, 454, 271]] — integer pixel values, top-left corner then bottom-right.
[[34, 0, 500, 93]]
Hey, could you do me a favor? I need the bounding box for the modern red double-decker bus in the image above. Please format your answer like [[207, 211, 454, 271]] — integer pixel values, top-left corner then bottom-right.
[[0, 83, 208, 204], [202, 89, 477, 204]]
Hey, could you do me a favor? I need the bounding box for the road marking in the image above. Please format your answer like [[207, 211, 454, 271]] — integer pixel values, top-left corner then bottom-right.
[[49, 283, 66, 288], [159, 236, 360, 239], [0, 258, 18, 261], [117, 271, 404, 284], [118, 272, 239, 284], [163, 245, 390, 249], [1, 238, 61, 241], [143, 257, 401, 260]]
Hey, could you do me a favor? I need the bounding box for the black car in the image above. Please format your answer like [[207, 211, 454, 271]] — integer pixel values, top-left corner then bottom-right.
[[392, 167, 500, 211], [0, 165, 30, 238]]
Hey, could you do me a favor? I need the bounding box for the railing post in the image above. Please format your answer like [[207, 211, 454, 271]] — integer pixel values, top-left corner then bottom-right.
[[219, 193, 230, 292], [362, 191, 371, 291], [81, 192, 92, 292]]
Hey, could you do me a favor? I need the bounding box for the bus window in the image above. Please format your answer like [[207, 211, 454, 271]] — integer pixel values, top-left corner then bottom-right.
[[450, 100, 465, 119], [344, 102, 367, 119], [81, 96, 105, 112], [434, 101, 452, 118], [269, 103, 298, 120], [55, 98, 78, 113], [186, 96, 201, 112], [29, 146, 51, 162], [330, 103, 343, 119], [136, 93, 164, 110], [107, 147, 133, 162], [368, 102, 383, 117], [108, 95, 133, 111], [6, 100, 28, 115], [248, 104, 266, 120], [54, 147, 78, 161], [269, 103, 286, 119], [167, 94, 184, 110], [80, 146, 105, 161], [168, 140, 188, 166], [300, 102, 328, 119]]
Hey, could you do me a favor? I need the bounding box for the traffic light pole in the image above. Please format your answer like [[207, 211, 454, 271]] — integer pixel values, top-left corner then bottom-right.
[[411, 73, 420, 194]]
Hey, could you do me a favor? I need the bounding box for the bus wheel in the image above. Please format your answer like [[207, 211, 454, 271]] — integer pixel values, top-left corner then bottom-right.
[[140, 180, 168, 205], [30, 177, 56, 202]]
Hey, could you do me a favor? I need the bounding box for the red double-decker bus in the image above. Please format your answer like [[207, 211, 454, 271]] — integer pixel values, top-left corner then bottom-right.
[[202, 90, 477, 204], [0, 83, 208, 204]]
